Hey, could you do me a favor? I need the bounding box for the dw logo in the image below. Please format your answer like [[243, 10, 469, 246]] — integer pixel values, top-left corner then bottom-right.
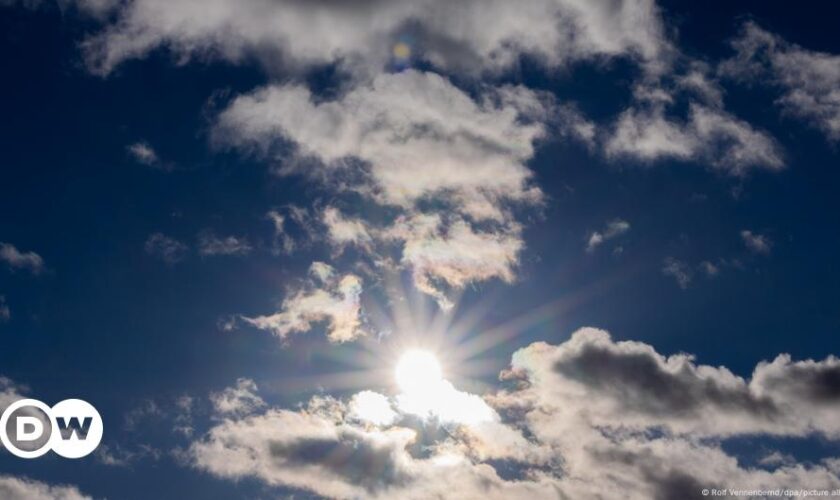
[[0, 399, 103, 459]]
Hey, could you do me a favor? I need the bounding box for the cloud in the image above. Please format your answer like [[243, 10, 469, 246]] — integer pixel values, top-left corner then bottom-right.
[[662, 257, 692, 289], [348, 391, 398, 427], [197, 231, 252, 257], [214, 71, 546, 221], [699, 260, 720, 277], [0, 242, 45, 275], [216, 70, 557, 307], [741, 229, 772, 255], [722, 22, 840, 142], [500, 328, 840, 438], [265, 209, 295, 254], [322, 206, 373, 254], [382, 214, 523, 310], [0, 476, 92, 500], [606, 102, 784, 175], [127, 141, 159, 165], [243, 262, 365, 342], [144, 232, 188, 264], [586, 218, 630, 252], [209, 378, 266, 418], [81, 0, 669, 77], [0, 375, 26, 412], [97, 443, 162, 467], [188, 329, 840, 498], [0, 295, 9, 322]]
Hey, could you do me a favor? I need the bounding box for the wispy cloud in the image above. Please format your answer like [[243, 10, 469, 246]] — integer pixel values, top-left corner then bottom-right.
[[0, 242, 45, 275], [197, 232, 252, 257], [586, 219, 630, 252], [0, 296, 9, 322], [662, 256, 692, 289], [243, 262, 365, 342], [144, 233, 188, 264], [741, 229, 772, 255], [722, 22, 840, 142]]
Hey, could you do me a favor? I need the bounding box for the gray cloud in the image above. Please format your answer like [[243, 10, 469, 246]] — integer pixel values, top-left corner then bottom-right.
[[144, 232, 188, 264], [0, 295, 9, 322], [662, 257, 692, 289]]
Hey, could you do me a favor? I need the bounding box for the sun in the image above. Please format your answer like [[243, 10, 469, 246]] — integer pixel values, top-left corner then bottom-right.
[[395, 349, 442, 394]]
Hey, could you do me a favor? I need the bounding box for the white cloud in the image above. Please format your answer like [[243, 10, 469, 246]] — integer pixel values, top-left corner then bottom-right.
[[0, 379, 92, 498], [243, 262, 365, 342], [188, 328, 840, 499], [606, 102, 784, 175], [215, 71, 546, 221], [662, 256, 692, 289], [722, 22, 840, 142], [348, 391, 398, 427], [741, 229, 772, 255], [197, 231, 252, 257], [0, 242, 45, 275], [81, 0, 669, 77], [216, 71, 554, 307], [209, 378, 266, 418], [382, 214, 523, 310], [322, 206, 373, 254], [127, 141, 159, 165], [0, 476, 92, 500], [586, 218, 630, 252], [144, 232, 188, 264], [395, 378, 496, 426]]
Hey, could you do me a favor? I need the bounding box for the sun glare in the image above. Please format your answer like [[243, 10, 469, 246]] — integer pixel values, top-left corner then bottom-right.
[[395, 349, 442, 394]]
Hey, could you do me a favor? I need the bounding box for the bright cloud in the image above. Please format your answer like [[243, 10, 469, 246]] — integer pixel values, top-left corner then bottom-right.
[[606, 102, 784, 175], [243, 262, 365, 342], [81, 0, 669, 77], [209, 378, 266, 418], [216, 70, 550, 308], [188, 329, 840, 499]]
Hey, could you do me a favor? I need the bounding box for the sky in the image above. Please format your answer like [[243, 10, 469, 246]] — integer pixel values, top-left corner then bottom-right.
[[1, 0, 840, 498]]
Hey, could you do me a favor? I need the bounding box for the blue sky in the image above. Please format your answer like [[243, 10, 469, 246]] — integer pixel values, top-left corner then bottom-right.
[[1, 1, 840, 498]]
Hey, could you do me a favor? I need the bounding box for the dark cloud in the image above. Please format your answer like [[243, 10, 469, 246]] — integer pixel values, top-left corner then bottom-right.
[[554, 338, 779, 418], [269, 428, 411, 492]]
